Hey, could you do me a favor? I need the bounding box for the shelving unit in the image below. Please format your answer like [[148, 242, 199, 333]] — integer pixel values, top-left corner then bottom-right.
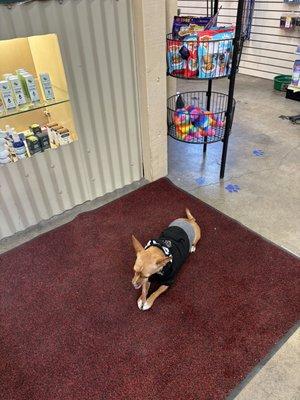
[[167, 0, 246, 179], [0, 33, 77, 165]]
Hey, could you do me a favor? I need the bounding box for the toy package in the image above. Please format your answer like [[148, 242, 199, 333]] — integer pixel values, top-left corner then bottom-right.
[[198, 26, 235, 79], [169, 15, 214, 77], [167, 41, 187, 75], [185, 41, 199, 77], [172, 16, 211, 40], [167, 40, 199, 77]]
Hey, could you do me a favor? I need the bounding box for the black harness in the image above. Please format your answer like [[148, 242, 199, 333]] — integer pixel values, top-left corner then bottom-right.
[[145, 226, 190, 286]]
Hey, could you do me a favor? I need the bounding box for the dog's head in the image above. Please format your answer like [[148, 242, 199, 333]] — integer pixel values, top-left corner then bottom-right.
[[131, 235, 171, 289]]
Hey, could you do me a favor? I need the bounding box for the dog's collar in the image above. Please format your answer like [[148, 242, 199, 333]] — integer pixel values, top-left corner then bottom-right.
[[144, 240, 173, 263]]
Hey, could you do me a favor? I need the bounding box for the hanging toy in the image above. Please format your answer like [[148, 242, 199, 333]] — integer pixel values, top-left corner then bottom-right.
[[179, 45, 190, 60], [175, 93, 185, 109]]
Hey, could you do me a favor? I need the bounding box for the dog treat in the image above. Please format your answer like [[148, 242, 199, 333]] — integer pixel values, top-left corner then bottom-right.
[[26, 135, 42, 155], [57, 129, 72, 146], [47, 122, 59, 128], [36, 127, 50, 151]]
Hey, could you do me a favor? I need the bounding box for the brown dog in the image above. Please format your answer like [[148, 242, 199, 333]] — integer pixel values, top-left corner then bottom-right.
[[132, 209, 201, 310]]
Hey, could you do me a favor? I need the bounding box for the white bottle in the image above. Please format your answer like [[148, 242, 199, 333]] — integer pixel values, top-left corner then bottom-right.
[[4, 125, 15, 156], [12, 131, 26, 159], [0, 135, 11, 164]]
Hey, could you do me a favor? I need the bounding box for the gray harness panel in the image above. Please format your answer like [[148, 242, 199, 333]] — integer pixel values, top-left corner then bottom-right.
[[169, 219, 195, 250]]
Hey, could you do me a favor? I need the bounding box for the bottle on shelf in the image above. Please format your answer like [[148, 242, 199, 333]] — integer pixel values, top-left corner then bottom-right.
[[12, 131, 27, 160], [0, 130, 11, 165]]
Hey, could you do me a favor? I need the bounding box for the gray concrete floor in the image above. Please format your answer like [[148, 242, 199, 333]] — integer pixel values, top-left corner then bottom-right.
[[169, 74, 300, 399], [169, 75, 300, 256]]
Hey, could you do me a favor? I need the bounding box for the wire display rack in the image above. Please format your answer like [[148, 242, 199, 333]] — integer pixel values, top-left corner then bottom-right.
[[167, 34, 234, 80], [167, 91, 235, 144], [167, 0, 247, 179]]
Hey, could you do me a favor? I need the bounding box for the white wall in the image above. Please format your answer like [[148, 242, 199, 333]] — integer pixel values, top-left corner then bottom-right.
[[178, 0, 300, 80]]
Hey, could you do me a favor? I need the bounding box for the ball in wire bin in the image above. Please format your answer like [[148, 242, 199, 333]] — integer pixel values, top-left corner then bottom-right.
[[167, 91, 235, 144]]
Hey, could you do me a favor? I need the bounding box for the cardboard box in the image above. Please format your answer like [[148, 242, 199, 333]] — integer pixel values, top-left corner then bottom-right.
[[21, 74, 40, 103], [8, 75, 27, 105], [39, 73, 55, 101], [0, 80, 16, 110]]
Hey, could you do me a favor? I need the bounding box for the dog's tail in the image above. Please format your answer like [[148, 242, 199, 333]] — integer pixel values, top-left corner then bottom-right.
[[186, 208, 196, 221]]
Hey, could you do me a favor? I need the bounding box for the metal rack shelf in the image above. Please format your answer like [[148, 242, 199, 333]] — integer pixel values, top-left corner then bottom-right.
[[167, 0, 247, 179]]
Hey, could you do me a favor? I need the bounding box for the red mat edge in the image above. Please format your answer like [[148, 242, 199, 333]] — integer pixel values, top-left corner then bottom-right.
[[226, 321, 300, 399], [1, 177, 299, 262]]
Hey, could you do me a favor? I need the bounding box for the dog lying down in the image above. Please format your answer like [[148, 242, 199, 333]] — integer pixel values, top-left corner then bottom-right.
[[132, 209, 201, 311]]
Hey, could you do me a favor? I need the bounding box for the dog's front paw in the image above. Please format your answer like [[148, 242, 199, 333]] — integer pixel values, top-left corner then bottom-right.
[[141, 301, 152, 311], [137, 298, 144, 310], [137, 298, 152, 311]]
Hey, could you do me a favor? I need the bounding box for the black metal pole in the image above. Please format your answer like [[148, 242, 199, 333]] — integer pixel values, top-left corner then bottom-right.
[[220, 0, 245, 179], [203, 0, 219, 155], [204, 80, 212, 154], [213, 0, 219, 18]]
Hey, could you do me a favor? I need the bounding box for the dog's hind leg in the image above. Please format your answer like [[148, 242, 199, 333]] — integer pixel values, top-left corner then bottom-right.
[[186, 208, 201, 252]]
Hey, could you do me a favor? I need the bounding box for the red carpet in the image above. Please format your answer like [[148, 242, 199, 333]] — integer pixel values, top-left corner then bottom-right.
[[0, 178, 299, 400]]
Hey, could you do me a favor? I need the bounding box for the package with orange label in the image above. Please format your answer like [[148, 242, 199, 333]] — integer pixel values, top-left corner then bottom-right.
[[172, 16, 212, 40], [184, 41, 199, 78]]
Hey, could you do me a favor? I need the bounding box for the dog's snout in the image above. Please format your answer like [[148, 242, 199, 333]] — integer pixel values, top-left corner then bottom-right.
[[132, 280, 141, 289], [132, 275, 142, 289]]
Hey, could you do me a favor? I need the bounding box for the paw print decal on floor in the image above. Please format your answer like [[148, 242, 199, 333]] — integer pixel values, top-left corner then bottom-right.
[[253, 149, 264, 157], [225, 184, 240, 193], [195, 176, 206, 186]]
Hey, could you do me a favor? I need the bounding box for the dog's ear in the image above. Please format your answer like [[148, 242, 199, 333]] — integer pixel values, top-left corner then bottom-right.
[[132, 235, 144, 254], [156, 256, 172, 268]]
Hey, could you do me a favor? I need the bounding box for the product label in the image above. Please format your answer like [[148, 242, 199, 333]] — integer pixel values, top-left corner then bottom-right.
[[9, 77, 27, 105], [40, 73, 55, 101], [25, 76, 40, 103], [0, 81, 16, 110]]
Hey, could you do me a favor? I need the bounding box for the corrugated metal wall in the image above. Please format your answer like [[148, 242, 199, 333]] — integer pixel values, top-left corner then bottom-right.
[[178, 0, 300, 80], [0, 0, 142, 240]]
